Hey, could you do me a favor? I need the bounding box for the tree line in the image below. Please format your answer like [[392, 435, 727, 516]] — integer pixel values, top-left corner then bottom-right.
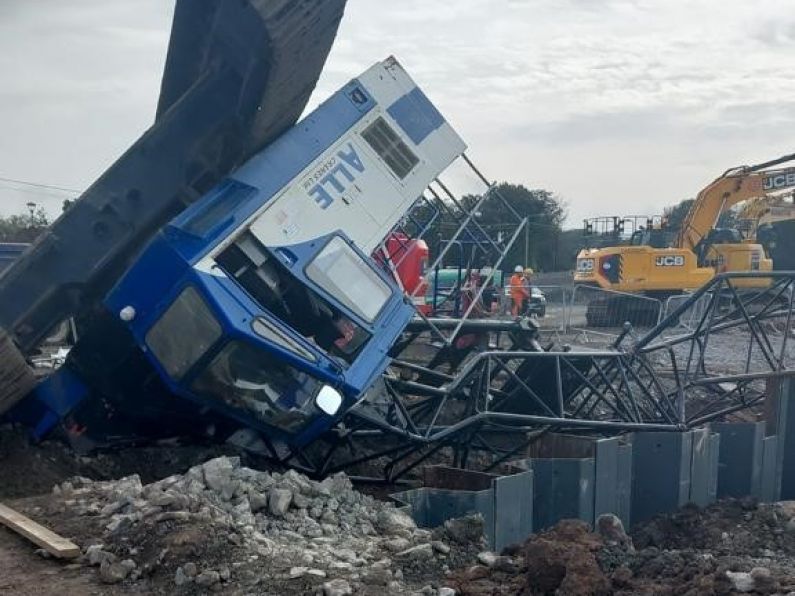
[[0, 191, 705, 273]]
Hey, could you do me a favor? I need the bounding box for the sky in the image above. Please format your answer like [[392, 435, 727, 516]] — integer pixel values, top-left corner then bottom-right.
[[1, 0, 795, 227]]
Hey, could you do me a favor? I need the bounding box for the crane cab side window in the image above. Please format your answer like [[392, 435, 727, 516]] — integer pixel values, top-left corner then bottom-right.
[[216, 231, 370, 364], [192, 341, 321, 434]]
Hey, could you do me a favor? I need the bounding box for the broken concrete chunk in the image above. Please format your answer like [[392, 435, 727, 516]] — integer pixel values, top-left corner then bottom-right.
[[318, 473, 354, 498], [292, 492, 311, 509], [99, 559, 132, 584], [596, 513, 634, 552], [110, 475, 143, 501], [376, 509, 417, 534], [202, 457, 238, 493], [323, 578, 353, 596], [385, 538, 412, 553], [726, 571, 754, 593], [396, 543, 433, 562], [361, 567, 392, 586], [218, 565, 231, 581], [249, 492, 269, 513], [85, 544, 114, 567], [195, 570, 221, 587], [174, 567, 189, 586], [269, 488, 293, 517], [444, 514, 485, 544], [155, 511, 190, 523], [432, 541, 451, 555]]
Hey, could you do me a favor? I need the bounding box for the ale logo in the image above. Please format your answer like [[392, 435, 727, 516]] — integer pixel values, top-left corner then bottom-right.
[[303, 143, 367, 210], [655, 255, 685, 267]]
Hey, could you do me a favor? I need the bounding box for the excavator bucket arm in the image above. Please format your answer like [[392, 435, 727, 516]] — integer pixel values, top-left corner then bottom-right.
[[677, 153, 795, 252]]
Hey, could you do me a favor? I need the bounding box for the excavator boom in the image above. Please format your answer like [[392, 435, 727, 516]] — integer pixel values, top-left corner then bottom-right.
[[677, 153, 795, 252]]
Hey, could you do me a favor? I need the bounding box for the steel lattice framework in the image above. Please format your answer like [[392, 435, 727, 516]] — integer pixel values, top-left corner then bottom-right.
[[278, 272, 795, 481]]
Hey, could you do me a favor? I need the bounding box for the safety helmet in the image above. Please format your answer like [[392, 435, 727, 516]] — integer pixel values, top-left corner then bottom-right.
[[514, 265, 523, 273]]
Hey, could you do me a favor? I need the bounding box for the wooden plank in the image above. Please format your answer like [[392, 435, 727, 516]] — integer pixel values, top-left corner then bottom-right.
[[0, 503, 80, 559]]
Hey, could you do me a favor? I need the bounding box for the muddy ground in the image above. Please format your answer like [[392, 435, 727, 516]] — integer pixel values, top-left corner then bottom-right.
[[0, 424, 243, 501]]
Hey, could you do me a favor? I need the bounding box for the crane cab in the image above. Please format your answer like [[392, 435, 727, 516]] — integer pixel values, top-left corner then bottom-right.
[[97, 58, 466, 447]]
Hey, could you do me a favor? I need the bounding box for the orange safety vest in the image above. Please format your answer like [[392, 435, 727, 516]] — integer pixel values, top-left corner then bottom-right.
[[509, 274, 528, 301]]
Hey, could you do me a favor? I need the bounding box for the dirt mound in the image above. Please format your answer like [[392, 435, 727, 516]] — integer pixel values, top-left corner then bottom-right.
[[446, 518, 620, 596], [632, 498, 795, 558], [523, 520, 612, 596], [446, 507, 795, 596]]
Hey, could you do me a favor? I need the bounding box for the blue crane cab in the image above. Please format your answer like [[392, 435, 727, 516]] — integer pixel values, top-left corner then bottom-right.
[[81, 57, 468, 448]]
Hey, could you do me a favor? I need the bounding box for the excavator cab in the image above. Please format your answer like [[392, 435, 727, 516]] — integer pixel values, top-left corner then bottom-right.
[[629, 227, 670, 249]]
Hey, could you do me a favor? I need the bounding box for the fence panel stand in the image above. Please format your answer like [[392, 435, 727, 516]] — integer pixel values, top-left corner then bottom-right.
[[567, 284, 664, 342]]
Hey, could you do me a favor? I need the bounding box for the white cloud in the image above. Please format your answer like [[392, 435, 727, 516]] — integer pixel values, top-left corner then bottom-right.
[[1, 0, 795, 226]]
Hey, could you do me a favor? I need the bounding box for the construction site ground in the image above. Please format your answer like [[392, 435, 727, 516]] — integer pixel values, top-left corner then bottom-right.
[[3, 425, 795, 595]]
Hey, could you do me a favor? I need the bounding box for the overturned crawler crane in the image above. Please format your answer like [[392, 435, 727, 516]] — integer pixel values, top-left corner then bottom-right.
[[64, 57, 466, 449], [1, 0, 473, 453]]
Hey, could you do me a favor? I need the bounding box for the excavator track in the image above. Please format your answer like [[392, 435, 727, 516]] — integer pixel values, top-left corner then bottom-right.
[[0, 330, 35, 415]]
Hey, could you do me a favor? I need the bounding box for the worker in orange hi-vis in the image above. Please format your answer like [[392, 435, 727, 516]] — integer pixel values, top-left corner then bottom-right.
[[509, 265, 529, 317]]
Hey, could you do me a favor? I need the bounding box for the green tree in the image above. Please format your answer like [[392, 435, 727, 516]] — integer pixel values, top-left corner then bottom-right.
[[445, 183, 566, 272], [663, 199, 695, 236], [557, 228, 592, 271], [0, 207, 49, 243]]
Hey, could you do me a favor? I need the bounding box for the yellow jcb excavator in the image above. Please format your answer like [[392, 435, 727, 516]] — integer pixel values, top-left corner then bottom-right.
[[574, 153, 795, 326]]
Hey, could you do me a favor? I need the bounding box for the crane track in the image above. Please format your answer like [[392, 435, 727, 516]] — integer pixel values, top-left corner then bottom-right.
[[0, 329, 35, 415]]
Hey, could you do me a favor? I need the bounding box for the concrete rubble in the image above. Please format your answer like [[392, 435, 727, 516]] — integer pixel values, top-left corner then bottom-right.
[[36, 456, 485, 594]]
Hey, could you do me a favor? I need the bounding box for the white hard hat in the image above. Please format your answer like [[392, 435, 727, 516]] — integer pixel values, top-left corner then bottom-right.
[[514, 265, 523, 273]]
